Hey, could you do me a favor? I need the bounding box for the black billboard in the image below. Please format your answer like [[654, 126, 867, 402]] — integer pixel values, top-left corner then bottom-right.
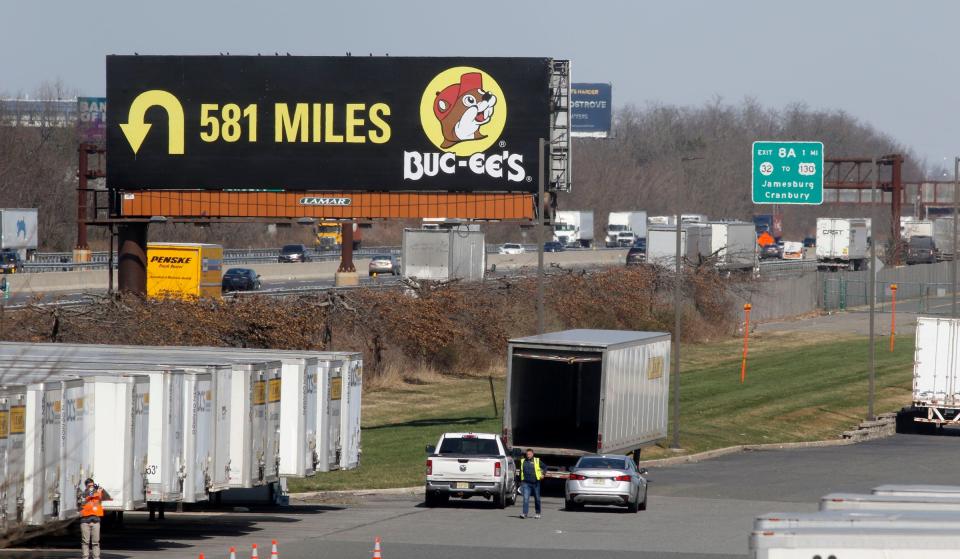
[[106, 56, 551, 192]]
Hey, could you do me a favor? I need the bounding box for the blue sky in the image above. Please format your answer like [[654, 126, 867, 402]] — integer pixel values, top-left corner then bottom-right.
[[2, 0, 956, 165]]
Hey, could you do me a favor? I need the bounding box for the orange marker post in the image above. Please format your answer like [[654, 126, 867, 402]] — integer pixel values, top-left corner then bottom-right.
[[890, 284, 897, 352], [741, 303, 752, 384]]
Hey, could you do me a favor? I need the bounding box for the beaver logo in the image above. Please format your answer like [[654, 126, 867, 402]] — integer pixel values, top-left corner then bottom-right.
[[406, 66, 524, 183], [433, 72, 497, 148], [419, 67, 507, 157]]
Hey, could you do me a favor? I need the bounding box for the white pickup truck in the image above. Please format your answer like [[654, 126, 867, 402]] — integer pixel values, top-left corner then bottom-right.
[[425, 432, 518, 508]]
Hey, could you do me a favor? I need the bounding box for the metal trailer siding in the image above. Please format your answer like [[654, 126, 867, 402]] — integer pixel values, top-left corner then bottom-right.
[[183, 372, 214, 503], [646, 227, 683, 267], [0, 387, 25, 534], [755, 510, 960, 531], [402, 229, 485, 281], [447, 229, 485, 282], [599, 339, 670, 453], [750, 527, 960, 558], [816, 218, 869, 261], [341, 358, 363, 470], [873, 484, 960, 497], [88, 375, 150, 512], [278, 358, 319, 478], [22, 382, 56, 525], [821, 493, 960, 512], [146, 371, 185, 502], [57, 379, 86, 521], [320, 360, 343, 471], [913, 317, 960, 408], [212, 366, 233, 491], [262, 362, 283, 484]]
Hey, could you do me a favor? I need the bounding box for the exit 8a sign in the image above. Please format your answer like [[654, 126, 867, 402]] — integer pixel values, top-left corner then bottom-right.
[[752, 141, 824, 205]]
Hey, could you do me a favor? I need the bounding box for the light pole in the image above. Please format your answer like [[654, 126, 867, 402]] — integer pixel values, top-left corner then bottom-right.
[[671, 155, 702, 450], [867, 158, 877, 421], [953, 156, 959, 318]]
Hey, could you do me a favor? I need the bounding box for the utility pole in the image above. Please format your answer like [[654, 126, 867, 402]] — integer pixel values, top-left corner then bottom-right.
[[867, 158, 877, 421], [953, 156, 959, 318], [537, 138, 546, 334], [671, 156, 702, 450]]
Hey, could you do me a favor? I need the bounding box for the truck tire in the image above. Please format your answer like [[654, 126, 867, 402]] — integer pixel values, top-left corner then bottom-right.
[[493, 487, 506, 509]]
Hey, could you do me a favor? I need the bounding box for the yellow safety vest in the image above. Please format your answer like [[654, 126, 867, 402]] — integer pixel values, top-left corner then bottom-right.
[[520, 457, 543, 481]]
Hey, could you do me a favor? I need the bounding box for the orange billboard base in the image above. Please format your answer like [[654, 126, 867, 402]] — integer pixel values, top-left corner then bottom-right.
[[120, 191, 535, 221]]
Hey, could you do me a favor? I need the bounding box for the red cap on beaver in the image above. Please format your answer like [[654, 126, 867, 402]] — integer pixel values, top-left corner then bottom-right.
[[434, 72, 484, 122]]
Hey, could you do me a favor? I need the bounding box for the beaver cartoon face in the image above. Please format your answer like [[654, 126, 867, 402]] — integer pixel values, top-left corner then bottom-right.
[[433, 72, 498, 149]]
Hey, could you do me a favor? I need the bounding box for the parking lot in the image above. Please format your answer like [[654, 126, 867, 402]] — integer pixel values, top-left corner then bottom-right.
[[7, 432, 958, 559]]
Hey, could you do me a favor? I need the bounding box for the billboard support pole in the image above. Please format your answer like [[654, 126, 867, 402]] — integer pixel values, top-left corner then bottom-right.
[[867, 158, 877, 422], [335, 222, 358, 287], [537, 138, 546, 335], [117, 222, 148, 295]]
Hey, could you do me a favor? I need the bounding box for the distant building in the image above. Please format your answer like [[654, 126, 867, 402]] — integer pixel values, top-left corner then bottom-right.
[[0, 98, 78, 128]]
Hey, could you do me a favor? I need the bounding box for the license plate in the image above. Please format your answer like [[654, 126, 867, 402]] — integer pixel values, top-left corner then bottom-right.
[[455, 482, 470, 489], [587, 478, 608, 486]]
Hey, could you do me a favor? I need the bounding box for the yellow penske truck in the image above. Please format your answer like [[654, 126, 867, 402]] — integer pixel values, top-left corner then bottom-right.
[[146, 243, 223, 299]]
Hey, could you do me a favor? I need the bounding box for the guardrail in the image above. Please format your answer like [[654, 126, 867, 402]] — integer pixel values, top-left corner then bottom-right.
[[757, 259, 820, 277], [25, 244, 623, 273]]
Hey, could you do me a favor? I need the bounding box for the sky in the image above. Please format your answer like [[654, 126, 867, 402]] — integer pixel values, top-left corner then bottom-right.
[[2, 0, 957, 167]]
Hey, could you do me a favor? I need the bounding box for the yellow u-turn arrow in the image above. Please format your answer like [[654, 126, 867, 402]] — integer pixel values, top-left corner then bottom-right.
[[120, 90, 185, 155]]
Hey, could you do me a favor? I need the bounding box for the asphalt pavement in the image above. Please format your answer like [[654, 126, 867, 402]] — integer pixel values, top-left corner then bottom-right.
[[9, 433, 960, 559]]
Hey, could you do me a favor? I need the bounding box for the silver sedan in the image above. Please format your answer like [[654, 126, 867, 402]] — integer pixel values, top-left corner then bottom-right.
[[564, 454, 648, 512]]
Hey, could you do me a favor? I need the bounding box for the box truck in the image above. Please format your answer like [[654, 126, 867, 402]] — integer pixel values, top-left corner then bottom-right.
[[402, 228, 485, 281], [707, 222, 757, 269], [0, 209, 38, 260], [147, 243, 223, 299], [751, 526, 960, 559], [934, 217, 954, 260], [902, 219, 934, 240], [553, 211, 594, 248], [605, 212, 647, 247], [815, 218, 868, 270], [646, 225, 713, 268], [503, 330, 670, 472]]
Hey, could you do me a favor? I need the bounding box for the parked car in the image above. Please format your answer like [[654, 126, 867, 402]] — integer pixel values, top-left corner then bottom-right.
[[499, 243, 525, 255], [368, 254, 400, 276], [759, 243, 781, 260], [626, 238, 646, 265], [425, 432, 518, 508], [0, 250, 23, 274], [544, 241, 565, 253], [907, 235, 937, 265], [221, 268, 261, 292], [564, 454, 648, 513], [278, 244, 312, 263]]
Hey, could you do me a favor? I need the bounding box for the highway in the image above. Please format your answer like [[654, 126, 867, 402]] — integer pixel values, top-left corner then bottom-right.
[[13, 433, 960, 559]]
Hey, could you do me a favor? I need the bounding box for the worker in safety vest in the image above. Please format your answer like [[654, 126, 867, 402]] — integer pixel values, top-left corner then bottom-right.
[[78, 478, 111, 559], [518, 449, 546, 519]]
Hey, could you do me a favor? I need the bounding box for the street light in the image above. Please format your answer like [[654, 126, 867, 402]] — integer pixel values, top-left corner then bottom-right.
[[671, 155, 703, 450]]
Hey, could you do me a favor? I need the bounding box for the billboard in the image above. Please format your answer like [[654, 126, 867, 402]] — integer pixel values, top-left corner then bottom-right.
[[107, 56, 551, 193], [78, 97, 107, 142], [571, 83, 612, 138]]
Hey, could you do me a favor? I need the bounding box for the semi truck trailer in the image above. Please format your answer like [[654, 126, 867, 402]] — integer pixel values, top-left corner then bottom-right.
[[503, 329, 670, 474]]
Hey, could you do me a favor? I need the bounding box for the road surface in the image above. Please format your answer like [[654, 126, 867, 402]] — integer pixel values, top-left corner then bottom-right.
[[10, 433, 960, 559]]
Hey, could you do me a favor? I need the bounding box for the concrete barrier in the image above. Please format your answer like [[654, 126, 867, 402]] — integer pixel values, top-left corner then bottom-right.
[[4, 250, 629, 295]]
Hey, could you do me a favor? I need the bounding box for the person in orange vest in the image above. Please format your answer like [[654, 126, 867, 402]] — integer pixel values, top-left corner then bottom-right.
[[78, 478, 111, 559]]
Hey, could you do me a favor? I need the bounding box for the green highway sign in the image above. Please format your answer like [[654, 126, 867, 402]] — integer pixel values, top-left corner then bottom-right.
[[752, 141, 823, 205]]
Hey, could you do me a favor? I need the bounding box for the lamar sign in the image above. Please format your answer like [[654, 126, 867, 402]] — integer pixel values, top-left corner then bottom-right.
[[106, 56, 551, 192]]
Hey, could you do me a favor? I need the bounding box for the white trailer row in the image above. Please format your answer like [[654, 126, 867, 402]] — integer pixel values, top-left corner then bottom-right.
[[0, 343, 362, 541], [751, 484, 960, 557]]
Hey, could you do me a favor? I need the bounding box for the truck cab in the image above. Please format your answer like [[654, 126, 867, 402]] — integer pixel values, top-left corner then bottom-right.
[[424, 432, 517, 508]]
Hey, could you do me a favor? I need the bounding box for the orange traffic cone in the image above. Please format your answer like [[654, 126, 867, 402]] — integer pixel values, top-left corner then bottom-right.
[[270, 540, 279, 559], [229, 547, 236, 559], [199, 554, 205, 559], [251, 543, 259, 559], [372, 536, 382, 559]]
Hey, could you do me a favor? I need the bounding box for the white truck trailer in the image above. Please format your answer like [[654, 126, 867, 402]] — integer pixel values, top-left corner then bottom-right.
[[815, 217, 869, 270], [933, 217, 954, 260], [897, 316, 960, 431], [553, 211, 594, 248], [0, 209, 38, 260], [751, 526, 960, 558], [707, 222, 756, 270], [503, 329, 670, 471], [605, 212, 647, 248], [646, 225, 713, 268], [902, 219, 933, 240]]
